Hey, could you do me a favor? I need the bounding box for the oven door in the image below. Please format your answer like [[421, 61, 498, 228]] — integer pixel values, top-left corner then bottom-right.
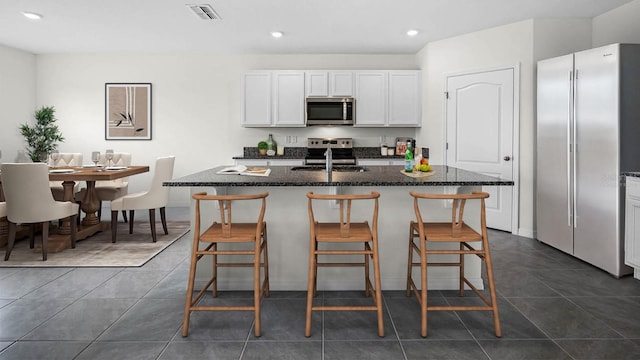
[[306, 98, 354, 125]]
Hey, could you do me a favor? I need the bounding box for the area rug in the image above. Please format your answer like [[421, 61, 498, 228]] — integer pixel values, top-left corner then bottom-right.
[[0, 221, 190, 267]]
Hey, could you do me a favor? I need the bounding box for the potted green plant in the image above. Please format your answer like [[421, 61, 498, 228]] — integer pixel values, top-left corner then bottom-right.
[[257, 141, 268, 156], [19, 106, 64, 162]]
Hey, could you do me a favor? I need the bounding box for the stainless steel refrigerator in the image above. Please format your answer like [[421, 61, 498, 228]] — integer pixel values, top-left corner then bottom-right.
[[536, 43, 640, 277]]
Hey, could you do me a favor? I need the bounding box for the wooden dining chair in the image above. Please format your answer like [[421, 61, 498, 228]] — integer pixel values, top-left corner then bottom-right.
[[1, 163, 78, 261], [109, 156, 174, 243], [305, 191, 384, 337], [183, 191, 270, 337], [407, 191, 501, 337]]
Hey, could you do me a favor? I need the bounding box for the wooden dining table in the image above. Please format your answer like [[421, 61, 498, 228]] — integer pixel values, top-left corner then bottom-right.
[[0, 165, 149, 252]]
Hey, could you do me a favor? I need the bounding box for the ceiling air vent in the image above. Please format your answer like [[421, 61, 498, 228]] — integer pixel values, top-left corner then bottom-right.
[[187, 4, 221, 20]]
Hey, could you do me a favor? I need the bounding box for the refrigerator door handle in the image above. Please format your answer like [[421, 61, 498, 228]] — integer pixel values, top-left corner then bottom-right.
[[573, 69, 578, 229], [568, 70, 573, 227]]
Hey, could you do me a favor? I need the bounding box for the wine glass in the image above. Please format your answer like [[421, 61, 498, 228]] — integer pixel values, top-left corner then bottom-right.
[[91, 151, 101, 168], [50, 150, 60, 167], [38, 152, 49, 164], [105, 149, 114, 167]]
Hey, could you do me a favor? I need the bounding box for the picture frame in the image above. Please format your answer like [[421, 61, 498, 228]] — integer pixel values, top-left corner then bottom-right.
[[105, 83, 152, 140]]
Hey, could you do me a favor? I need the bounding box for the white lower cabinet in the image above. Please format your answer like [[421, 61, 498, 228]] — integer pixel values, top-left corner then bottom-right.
[[235, 159, 303, 166], [625, 176, 640, 279], [358, 159, 404, 166]]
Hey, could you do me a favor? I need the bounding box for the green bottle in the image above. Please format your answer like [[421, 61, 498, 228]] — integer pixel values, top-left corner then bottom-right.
[[404, 141, 414, 172], [266, 134, 277, 156]]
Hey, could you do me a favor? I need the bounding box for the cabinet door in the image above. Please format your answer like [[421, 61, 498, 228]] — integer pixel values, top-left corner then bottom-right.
[[330, 71, 354, 96], [626, 178, 640, 268], [273, 71, 306, 127], [389, 71, 421, 127], [355, 71, 387, 126], [306, 71, 329, 97], [242, 72, 272, 127]]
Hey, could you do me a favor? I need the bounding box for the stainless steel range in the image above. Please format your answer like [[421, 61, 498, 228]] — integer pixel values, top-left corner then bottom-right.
[[305, 138, 356, 165]]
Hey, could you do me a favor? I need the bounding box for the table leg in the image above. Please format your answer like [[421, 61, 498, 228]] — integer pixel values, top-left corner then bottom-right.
[[58, 180, 76, 234], [81, 180, 101, 226]]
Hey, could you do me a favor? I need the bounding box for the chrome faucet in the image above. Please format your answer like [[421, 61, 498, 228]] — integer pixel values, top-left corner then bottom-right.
[[325, 147, 332, 172]]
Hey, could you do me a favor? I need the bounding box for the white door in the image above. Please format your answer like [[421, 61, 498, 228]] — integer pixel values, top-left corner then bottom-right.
[[446, 67, 517, 232]]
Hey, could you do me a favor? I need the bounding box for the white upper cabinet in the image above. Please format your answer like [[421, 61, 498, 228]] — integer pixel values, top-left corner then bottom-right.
[[329, 71, 354, 96], [242, 71, 305, 127], [243, 69, 420, 128], [305, 71, 329, 97], [354, 71, 388, 126], [242, 71, 272, 126], [273, 71, 306, 127], [388, 71, 422, 127], [306, 71, 354, 97], [355, 70, 421, 127]]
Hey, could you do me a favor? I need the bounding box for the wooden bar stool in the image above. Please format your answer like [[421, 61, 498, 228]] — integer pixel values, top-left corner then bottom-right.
[[305, 191, 384, 337], [407, 191, 501, 338], [182, 192, 270, 337]]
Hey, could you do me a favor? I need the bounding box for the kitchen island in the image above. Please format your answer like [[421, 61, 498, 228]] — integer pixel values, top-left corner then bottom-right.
[[165, 165, 513, 291]]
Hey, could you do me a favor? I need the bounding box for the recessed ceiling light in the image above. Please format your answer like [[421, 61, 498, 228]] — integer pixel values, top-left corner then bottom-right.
[[22, 11, 43, 20], [407, 29, 419, 37], [271, 31, 283, 38]]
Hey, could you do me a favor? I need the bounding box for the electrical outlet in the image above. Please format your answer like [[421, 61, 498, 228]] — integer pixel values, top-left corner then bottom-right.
[[291, 136, 297, 144]]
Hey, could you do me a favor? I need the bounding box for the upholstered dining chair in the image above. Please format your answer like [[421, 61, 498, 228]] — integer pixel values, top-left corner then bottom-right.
[[49, 152, 83, 201], [110, 156, 175, 243], [2, 163, 78, 261], [76, 152, 131, 221], [0, 202, 6, 220]]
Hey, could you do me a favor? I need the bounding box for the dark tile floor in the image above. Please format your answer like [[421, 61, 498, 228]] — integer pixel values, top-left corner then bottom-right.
[[1, 208, 640, 359]]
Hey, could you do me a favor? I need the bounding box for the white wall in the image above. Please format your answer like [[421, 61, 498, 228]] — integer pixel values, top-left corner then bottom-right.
[[415, 18, 592, 238], [32, 54, 417, 206], [0, 45, 36, 163], [593, 0, 640, 47], [416, 20, 535, 236], [533, 18, 592, 61]]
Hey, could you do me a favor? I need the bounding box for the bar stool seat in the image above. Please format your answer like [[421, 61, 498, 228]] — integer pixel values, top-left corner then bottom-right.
[[305, 191, 384, 337], [182, 192, 270, 337], [407, 191, 501, 338]]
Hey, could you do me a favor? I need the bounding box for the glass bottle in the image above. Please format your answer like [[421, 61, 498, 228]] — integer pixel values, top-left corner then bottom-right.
[[404, 141, 414, 172], [266, 134, 277, 156]]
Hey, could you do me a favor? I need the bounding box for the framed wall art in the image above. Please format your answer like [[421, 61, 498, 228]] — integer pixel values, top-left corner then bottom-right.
[[105, 83, 152, 140]]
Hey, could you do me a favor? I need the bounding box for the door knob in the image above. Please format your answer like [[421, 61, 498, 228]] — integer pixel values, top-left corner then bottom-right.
[[503, 156, 511, 161]]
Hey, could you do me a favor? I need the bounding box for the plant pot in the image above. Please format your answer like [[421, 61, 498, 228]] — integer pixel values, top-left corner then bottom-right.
[[258, 149, 267, 156]]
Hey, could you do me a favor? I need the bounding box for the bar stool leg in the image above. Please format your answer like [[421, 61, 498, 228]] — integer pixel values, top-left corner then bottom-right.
[[305, 232, 317, 337], [182, 231, 200, 337], [364, 242, 371, 297], [262, 223, 270, 296], [254, 237, 261, 337], [419, 234, 428, 338], [372, 235, 384, 337]]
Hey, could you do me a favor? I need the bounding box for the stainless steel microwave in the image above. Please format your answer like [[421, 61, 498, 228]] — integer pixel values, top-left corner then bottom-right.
[[306, 97, 354, 125]]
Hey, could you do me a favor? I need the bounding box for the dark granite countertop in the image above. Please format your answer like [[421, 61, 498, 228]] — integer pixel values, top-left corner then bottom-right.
[[164, 165, 513, 187], [624, 172, 640, 178]]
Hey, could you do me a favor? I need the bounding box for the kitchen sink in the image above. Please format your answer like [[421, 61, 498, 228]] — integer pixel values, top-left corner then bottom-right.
[[291, 166, 368, 172]]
